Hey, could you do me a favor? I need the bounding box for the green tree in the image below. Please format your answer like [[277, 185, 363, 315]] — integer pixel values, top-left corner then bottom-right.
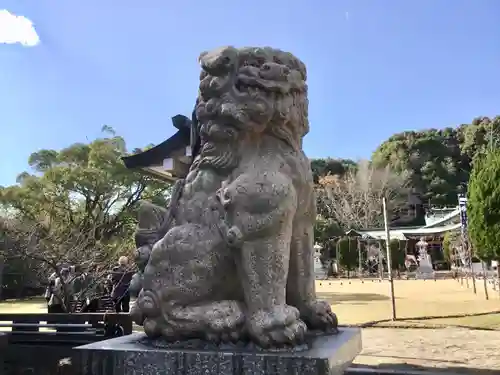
[[468, 149, 500, 264], [442, 231, 460, 264], [389, 239, 406, 276], [1, 127, 169, 241], [310, 158, 356, 183], [375, 239, 406, 276], [461, 116, 500, 161], [372, 127, 470, 206], [314, 217, 342, 246], [337, 237, 359, 277], [371, 116, 500, 207], [0, 127, 171, 303]]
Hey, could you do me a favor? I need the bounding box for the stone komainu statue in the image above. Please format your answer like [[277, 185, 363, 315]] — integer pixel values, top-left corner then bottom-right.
[[131, 46, 337, 348]]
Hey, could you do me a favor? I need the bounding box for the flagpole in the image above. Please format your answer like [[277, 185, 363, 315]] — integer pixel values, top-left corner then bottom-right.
[[458, 194, 477, 295], [383, 197, 397, 321]]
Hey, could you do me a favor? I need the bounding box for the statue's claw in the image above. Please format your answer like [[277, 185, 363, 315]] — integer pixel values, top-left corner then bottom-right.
[[203, 301, 247, 343], [247, 305, 307, 349], [204, 324, 245, 344], [130, 300, 145, 326], [299, 300, 338, 333]]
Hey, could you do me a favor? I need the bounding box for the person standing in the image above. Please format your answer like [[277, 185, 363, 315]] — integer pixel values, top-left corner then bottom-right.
[[45, 272, 57, 305], [80, 267, 115, 313], [79, 274, 103, 312], [47, 268, 70, 313], [110, 256, 133, 313]]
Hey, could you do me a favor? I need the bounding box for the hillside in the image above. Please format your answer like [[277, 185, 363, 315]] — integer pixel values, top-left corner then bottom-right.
[[312, 116, 500, 207], [373, 116, 500, 206]]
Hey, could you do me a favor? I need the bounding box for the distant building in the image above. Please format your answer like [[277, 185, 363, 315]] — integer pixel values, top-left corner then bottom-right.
[[424, 207, 460, 227], [346, 207, 461, 265]]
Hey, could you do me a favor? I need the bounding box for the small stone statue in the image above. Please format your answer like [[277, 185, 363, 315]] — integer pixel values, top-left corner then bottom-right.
[[415, 237, 434, 279], [129, 201, 169, 295], [130, 46, 338, 348]]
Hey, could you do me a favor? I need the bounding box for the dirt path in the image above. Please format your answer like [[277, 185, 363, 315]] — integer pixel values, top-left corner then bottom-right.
[[354, 327, 500, 372]]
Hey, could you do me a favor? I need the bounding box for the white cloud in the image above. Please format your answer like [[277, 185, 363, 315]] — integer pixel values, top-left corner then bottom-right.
[[0, 9, 40, 47]]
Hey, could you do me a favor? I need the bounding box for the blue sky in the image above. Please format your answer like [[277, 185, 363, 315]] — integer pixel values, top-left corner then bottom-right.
[[1, 0, 499, 187]]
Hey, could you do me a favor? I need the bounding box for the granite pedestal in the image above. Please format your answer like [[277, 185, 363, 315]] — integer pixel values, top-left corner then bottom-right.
[[76, 328, 361, 375], [416, 260, 434, 280], [0, 332, 7, 371]]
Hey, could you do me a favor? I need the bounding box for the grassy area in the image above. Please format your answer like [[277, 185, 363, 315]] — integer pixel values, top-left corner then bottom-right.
[[1, 279, 499, 329], [316, 278, 500, 327], [0, 297, 47, 313], [372, 314, 500, 329]]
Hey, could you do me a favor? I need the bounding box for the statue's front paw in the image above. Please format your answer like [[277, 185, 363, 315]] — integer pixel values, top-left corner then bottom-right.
[[143, 318, 164, 338], [130, 300, 144, 325], [247, 305, 307, 349], [204, 304, 246, 343], [299, 300, 338, 333]]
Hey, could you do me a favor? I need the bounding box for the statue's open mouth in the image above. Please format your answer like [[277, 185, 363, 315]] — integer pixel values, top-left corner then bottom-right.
[[235, 71, 301, 96], [234, 78, 264, 94]]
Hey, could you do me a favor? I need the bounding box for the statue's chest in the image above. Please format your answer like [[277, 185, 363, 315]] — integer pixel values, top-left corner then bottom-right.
[[176, 170, 225, 225]]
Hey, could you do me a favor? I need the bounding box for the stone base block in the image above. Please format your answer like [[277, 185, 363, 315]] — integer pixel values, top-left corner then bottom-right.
[[75, 328, 361, 375], [0, 332, 6, 370]]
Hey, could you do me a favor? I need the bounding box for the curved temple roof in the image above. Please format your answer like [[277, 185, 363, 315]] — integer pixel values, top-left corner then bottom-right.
[[121, 114, 191, 170], [121, 114, 193, 181]]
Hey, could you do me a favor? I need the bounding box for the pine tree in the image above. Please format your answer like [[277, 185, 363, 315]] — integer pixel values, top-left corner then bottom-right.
[[468, 149, 500, 262]]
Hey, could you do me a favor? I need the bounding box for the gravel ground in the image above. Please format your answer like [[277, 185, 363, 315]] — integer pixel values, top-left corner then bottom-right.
[[353, 327, 500, 373]]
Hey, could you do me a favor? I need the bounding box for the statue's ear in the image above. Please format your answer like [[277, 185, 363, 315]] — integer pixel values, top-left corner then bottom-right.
[[137, 201, 168, 231]]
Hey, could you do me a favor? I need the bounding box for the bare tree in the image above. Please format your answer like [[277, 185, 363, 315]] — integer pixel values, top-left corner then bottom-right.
[[317, 160, 410, 230], [0, 217, 133, 312]]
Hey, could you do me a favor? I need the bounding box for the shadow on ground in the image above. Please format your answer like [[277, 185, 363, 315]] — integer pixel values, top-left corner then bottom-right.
[[348, 363, 499, 374], [317, 292, 390, 305]]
